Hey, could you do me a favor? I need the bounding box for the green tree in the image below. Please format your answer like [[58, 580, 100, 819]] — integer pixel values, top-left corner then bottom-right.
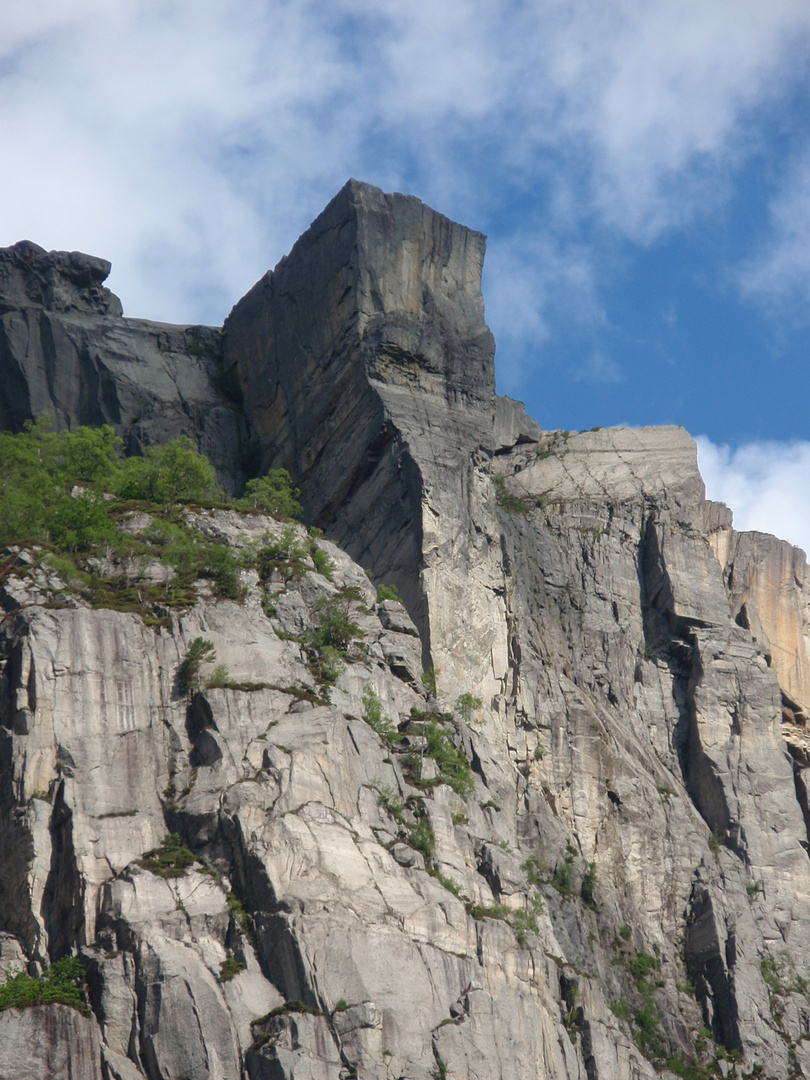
[[239, 470, 301, 519], [41, 423, 123, 487], [310, 587, 367, 652], [114, 436, 220, 503], [0, 435, 58, 545], [139, 833, 197, 877], [455, 692, 483, 727], [424, 720, 474, 797], [47, 491, 117, 552], [362, 685, 400, 742], [0, 956, 88, 1015], [376, 582, 402, 603], [0, 418, 122, 547], [421, 668, 439, 698]]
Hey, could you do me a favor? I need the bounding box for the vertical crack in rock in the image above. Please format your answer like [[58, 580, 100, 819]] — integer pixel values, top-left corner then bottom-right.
[[43, 779, 84, 959], [685, 880, 742, 1052]]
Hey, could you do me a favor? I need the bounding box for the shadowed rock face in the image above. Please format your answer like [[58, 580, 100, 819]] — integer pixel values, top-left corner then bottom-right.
[[0, 240, 246, 484], [0, 240, 123, 318], [3, 183, 810, 1080], [223, 179, 496, 646]]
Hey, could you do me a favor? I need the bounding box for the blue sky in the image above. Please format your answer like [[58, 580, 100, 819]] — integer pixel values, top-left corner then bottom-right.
[[2, 1, 810, 550]]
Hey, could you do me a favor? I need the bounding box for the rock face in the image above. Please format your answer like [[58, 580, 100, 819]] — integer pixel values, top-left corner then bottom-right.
[[222, 179, 496, 646], [0, 240, 246, 483], [2, 181, 810, 1080], [707, 514, 810, 716]]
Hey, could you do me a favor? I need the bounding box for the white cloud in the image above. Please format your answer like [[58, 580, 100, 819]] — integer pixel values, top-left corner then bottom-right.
[[696, 436, 810, 557], [1, 0, 809, 330], [536, 0, 810, 238], [0, 1, 371, 320]]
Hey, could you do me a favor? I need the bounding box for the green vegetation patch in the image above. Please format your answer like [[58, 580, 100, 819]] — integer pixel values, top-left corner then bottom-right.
[[493, 473, 532, 515], [627, 953, 659, 980], [299, 586, 369, 689], [423, 720, 474, 797], [455, 691, 482, 727], [552, 852, 575, 895], [218, 956, 246, 983], [308, 587, 368, 652], [226, 893, 252, 939], [362, 685, 401, 744], [112, 436, 220, 504], [407, 816, 436, 860], [237, 470, 301, 519], [580, 861, 597, 908], [624, 951, 665, 1057], [376, 582, 402, 603], [178, 637, 217, 694], [0, 956, 88, 1015], [138, 833, 197, 878], [377, 787, 436, 861], [404, 710, 475, 798], [0, 420, 326, 623], [262, 1000, 322, 1019], [256, 524, 310, 581]]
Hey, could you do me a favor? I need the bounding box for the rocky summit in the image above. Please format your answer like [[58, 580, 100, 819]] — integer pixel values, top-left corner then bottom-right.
[[1, 180, 810, 1080]]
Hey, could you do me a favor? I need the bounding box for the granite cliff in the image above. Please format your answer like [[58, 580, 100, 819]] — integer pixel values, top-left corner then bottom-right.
[[2, 181, 810, 1080]]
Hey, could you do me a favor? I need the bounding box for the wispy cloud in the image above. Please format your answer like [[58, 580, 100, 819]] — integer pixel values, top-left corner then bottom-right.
[[539, 0, 810, 238], [696, 435, 810, 556], [739, 145, 810, 319], [574, 352, 623, 384], [484, 232, 605, 392]]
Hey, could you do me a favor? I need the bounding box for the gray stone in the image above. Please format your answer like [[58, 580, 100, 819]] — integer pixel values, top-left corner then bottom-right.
[[222, 179, 496, 644], [3, 182, 810, 1079], [377, 599, 419, 636], [391, 842, 425, 870], [493, 394, 542, 451], [0, 241, 247, 488], [0, 1004, 103, 1079]]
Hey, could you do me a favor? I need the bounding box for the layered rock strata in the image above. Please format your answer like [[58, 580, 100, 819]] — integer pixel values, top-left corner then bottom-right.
[[1, 183, 810, 1080]]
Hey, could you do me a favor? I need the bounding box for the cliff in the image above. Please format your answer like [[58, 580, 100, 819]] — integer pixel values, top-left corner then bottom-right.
[[2, 182, 810, 1080]]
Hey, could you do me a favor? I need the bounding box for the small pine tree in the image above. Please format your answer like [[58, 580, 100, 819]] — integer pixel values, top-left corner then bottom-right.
[[178, 638, 216, 693]]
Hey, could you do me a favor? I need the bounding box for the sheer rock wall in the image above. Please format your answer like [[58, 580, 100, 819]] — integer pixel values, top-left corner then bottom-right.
[[222, 179, 497, 655]]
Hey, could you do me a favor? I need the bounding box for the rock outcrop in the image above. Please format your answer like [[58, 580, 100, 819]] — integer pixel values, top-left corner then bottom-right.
[[222, 178, 496, 650], [0, 240, 246, 484], [2, 181, 810, 1080], [707, 512, 810, 717]]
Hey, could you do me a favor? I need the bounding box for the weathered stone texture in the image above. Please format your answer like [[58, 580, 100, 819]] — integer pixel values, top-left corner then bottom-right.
[[222, 179, 497, 656], [0, 1003, 104, 1080], [2, 183, 810, 1079]]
